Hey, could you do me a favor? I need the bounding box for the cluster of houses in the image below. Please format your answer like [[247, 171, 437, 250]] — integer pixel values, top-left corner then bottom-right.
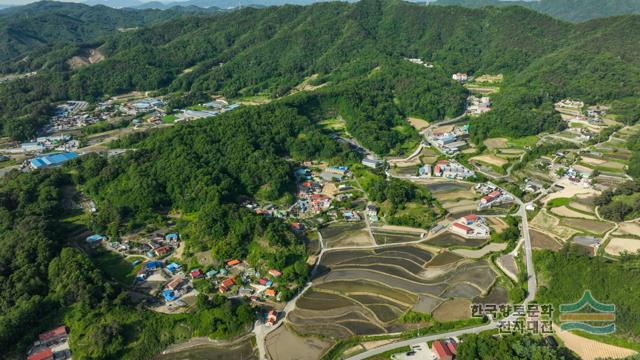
[[405, 58, 434, 68], [449, 214, 490, 239], [556, 99, 607, 126], [27, 326, 71, 360], [475, 183, 514, 210], [292, 165, 350, 217], [563, 166, 593, 185], [173, 99, 240, 122], [426, 125, 470, 155], [14, 135, 77, 154], [466, 95, 491, 115], [87, 230, 180, 260], [433, 160, 475, 180], [48, 101, 94, 131], [202, 260, 283, 301]]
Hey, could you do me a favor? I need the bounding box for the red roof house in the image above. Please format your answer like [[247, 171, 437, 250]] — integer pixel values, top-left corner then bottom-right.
[[190, 269, 203, 278], [258, 278, 268, 285], [446, 341, 458, 356], [38, 326, 67, 343], [451, 222, 473, 235], [432, 340, 454, 360], [28, 348, 54, 360], [219, 277, 236, 293], [166, 277, 183, 291], [265, 289, 277, 297], [227, 259, 240, 266], [463, 214, 477, 223], [154, 245, 171, 257]]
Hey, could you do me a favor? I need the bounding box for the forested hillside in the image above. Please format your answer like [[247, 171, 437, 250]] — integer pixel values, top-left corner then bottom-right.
[[1, 0, 640, 144], [433, 0, 640, 22], [0, 1, 216, 63]]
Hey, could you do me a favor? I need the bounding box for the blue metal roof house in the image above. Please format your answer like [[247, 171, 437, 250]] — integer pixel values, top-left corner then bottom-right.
[[166, 263, 181, 274], [30, 152, 79, 170], [145, 261, 162, 270], [86, 234, 105, 244], [162, 289, 179, 302]]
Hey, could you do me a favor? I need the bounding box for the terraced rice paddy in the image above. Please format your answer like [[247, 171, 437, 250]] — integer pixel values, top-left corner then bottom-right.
[[320, 222, 373, 248], [288, 245, 498, 339], [372, 229, 424, 245], [427, 232, 487, 248], [561, 218, 613, 235]]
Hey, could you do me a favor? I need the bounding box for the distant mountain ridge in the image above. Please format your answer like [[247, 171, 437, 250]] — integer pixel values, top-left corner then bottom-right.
[[432, 0, 640, 22], [0, 1, 218, 62]]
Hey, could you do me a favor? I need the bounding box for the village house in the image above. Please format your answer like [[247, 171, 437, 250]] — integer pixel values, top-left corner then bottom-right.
[[432, 339, 457, 360], [434, 160, 475, 180], [219, 277, 236, 293], [452, 72, 468, 82], [449, 215, 490, 238], [154, 245, 171, 257], [166, 277, 184, 291], [27, 326, 71, 360], [362, 157, 384, 169]]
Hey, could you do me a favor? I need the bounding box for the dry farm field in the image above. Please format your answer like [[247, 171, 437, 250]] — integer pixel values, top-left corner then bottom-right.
[[530, 211, 578, 241], [470, 154, 508, 167], [426, 232, 487, 248], [551, 206, 596, 219], [406, 117, 430, 130], [605, 238, 640, 256], [562, 218, 613, 235], [483, 138, 509, 150], [530, 229, 563, 250], [265, 324, 332, 360]]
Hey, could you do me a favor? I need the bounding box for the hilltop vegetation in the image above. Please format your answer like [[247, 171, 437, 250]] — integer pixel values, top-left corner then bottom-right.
[[0, 1, 210, 63], [434, 0, 640, 23], [6, 0, 640, 142]]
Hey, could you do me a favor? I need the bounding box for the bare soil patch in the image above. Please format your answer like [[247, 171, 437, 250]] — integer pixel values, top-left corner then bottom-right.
[[551, 206, 596, 219], [266, 325, 331, 360], [407, 117, 430, 130], [605, 238, 640, 256], [453, 242, 507, 258], [530, 229, 563, 250], [562, 218, 613, 235], [619, 222, 640, 236], [553, 325, 636, 360], [432, 299, 472, 322], [497, 254, 518, 281], [483, 138, 508, 150], [470, 154, 508, 167]]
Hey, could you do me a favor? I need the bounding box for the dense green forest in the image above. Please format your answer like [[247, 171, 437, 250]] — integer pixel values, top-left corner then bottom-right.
[[3, 0, 640, 143], [458, 333, 578, 359], [433, 0, 640, 22], [0, 169, 257, 359], [594, 180, 640, 221], [536, 248, 640, 342], [0, 1, 212, 63]]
